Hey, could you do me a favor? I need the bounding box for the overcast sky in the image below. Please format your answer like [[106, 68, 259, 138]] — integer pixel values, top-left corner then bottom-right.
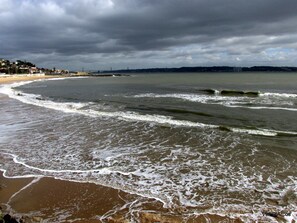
[[1, 0, 297, 70]]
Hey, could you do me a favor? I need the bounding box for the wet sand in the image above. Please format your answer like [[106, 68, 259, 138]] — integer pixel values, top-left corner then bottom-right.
[[0, 172, 140, 222], [0, 172, 130, 222], [0, 173, 244, 222]]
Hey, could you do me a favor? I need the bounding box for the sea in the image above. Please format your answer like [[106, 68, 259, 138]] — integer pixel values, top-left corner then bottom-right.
[[0, 72, 297, 222]]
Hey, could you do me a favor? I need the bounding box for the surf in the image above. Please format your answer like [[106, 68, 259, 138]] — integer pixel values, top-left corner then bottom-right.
[[1, 80, 297, 138]]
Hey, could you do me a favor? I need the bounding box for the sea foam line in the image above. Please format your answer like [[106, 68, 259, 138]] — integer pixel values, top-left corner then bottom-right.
[[0, 153, 169, 207], [227, 105, 297, 112], [1, 152, 112, 174], [1, 80, 297, 137], [0, 81, 217, 129], [2, 152, 162, 179], [199, 89, 297, 98], [260, 92, 297, 98], [4, 90, 290, 136], [132, 92, 297, 111]]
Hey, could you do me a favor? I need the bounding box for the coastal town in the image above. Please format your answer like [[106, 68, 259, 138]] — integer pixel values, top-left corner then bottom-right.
[[0, 59, 128, 85], [0, 58, 69, 76]]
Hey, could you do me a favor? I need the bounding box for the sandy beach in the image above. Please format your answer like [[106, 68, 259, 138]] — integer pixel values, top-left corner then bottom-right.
[[2, 0, 297, 221], [0, 171, 138, 222], [0, 75, 65, 85], [1, 171, 244, 223]]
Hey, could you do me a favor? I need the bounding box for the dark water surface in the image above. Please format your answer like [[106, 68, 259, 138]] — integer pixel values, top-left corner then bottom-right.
[[0, 73, 297, 222]]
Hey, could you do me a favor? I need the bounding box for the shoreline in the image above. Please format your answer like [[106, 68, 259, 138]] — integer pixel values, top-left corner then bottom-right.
[[0, 171, 138, 222], [0, 171, 244, 222], [0, 74, 66, 85], [0, 78, 243, 222], [0, 76, 266, 222], [0, 74, 129, 85]]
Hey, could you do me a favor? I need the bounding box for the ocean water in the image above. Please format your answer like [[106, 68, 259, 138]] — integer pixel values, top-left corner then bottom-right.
[[0, 72, 297, 222]]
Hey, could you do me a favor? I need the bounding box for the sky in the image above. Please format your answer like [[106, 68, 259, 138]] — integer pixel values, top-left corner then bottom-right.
[[1, 0, 297, 71]]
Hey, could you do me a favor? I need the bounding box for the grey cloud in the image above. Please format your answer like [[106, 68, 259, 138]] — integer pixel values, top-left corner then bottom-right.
[[1, 0, 297, 69]]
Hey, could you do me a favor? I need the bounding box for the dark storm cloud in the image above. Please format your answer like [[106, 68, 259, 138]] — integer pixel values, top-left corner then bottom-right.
[[1, 0, 297, 69]]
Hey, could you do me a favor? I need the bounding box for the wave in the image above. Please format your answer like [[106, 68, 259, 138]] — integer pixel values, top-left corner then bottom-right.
[[200, 88, 297, 98], [1, 152, 113, 175], [127, 106, 214, 117], [199, 89, 220, 95], [132, 92, 297, 111], [200, 89, 260, 97], [260, 92, 297, 98], [2, 153, 297, 223], [219, 126, 297, 137], [0, 153, 168, 207], [1, 81, 297, 137], [0, 82, 216, 129], [227, 105, 297, 111], [221, 90, 260, 97], [2, 80, 297, 223]]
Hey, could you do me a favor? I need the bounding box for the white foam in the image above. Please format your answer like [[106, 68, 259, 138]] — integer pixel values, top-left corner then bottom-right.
[[260, 92, 297, 98], [133, 93, 227, 104], [3, 82, 297, 137], [0, 168, 42, 179], [2, 80, 297, 222], [229, 128, 277, 137], [227, 105, 297, 111], [285, 212, 297, 223], [132, 92, 297, 111], [0, 82, 219, 129], [2, 152, 164, 181], [1, 152, 169, 207], [1, 136, 296, 222], [2, 152, 113, 174]]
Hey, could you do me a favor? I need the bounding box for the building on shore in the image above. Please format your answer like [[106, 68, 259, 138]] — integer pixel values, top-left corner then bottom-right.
[[0, 58, 68, 75]]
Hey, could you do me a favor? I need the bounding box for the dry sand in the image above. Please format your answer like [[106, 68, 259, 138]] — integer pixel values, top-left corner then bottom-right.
[[0, 75, 65, 84]]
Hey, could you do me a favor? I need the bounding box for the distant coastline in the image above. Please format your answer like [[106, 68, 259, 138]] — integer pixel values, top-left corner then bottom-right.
[[101, 66, 297, 74]]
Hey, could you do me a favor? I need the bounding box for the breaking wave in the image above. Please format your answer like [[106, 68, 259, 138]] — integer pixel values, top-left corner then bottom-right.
[[1, 81, 297, 137], [132, 91, 297, 111], [199, 88, 297, 98], [1, 79, 297, 222]]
